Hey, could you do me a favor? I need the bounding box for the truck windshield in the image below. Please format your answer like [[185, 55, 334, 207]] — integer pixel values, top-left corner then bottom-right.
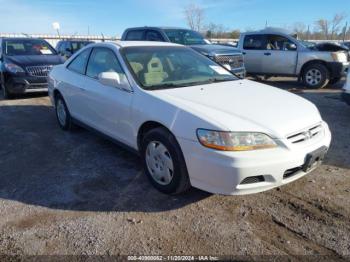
[[4, 39, 57, 56], [164, 29, 207, 45], [122, 46, 237, 90]]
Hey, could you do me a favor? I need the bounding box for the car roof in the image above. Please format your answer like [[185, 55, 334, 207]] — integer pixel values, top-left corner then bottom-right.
[[125, 26, 191, 31], [113, 41, 182, 48], [243, 27, 293, 35], [58, 39, 93, 42], [0, 37, 47, 41]]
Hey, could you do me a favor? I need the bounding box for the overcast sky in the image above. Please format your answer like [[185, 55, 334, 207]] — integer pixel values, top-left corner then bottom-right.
[[0, 0, 348, 36]]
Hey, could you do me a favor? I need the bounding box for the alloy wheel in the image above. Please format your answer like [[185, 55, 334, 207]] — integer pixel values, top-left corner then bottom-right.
[[305, 68, 322, 86]]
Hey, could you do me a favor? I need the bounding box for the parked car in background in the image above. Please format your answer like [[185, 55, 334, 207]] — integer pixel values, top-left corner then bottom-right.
[[49, 41, 331, 195], [0, 37, 64, 99], [121, 27, 245, 78], [56, 40, 93, 60], [237, 28, 349, 88], [342, 67, 350, 105]]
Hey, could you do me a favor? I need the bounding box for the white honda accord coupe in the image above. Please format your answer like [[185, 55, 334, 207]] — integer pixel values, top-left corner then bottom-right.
[[48, 41, 331, 195]]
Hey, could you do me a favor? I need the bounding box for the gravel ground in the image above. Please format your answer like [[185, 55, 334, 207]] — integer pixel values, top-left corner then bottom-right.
[[0, 78, 349, 260]]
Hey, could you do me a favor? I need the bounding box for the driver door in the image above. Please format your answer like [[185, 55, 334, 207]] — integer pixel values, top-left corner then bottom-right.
[[80, 47, 134, 145], [261, 34, 298, 75]]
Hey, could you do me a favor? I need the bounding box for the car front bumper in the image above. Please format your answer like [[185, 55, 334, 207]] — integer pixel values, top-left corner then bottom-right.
[[5, 75, 48, 94], [342, 91, 350, 105], [178, 122, 332, 195], [230, 67, 246, 78], [327, 61, 349, 78]]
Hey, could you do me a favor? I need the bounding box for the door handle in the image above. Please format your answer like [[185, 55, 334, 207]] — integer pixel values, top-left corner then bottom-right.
[[242, 52, 246, 55], [264, 52, 271, 56], [79, 87, 86, 91]]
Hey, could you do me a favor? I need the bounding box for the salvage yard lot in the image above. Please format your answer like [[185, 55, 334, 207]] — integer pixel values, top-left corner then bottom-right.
[[0, 78, 350, 257]]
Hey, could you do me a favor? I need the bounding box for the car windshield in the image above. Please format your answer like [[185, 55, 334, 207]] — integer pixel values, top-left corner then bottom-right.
[[4, 39, 56, 56], [122, 46, 237, 90], [164, 29, 207, 45]]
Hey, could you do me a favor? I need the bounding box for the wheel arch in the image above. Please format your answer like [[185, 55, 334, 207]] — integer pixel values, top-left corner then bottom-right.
[[300, 60, 329, 78], [137, 121, 175, 152]]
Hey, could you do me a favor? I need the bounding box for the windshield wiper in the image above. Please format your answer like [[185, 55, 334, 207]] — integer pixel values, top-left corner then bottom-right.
[[145, 83, 186, 90], [145, 78, 236, 90]]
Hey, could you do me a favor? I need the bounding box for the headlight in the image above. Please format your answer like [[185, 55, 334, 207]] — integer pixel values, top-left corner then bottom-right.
[[4, 63, 25, 74], [196, 129, 277, 151], [331, 52, 347, 63]]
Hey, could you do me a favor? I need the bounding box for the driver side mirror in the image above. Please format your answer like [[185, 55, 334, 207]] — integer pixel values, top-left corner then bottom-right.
[[98, 71, 131, 91]]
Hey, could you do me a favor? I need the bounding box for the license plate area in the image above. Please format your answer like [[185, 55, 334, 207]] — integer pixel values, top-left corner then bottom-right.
[[302, 146, 328, 172]]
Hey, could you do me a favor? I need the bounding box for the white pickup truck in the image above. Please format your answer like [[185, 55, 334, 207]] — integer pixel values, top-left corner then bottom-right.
[[237, 28, 349, 88]]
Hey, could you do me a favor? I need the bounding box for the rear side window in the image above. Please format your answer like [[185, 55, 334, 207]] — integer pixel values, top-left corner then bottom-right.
[[145, 30, 164, 41], [243, 35, 267, 50], [67, 48, 91, 74], [125, 30, 145, 41], [86, 48, 124, 79]]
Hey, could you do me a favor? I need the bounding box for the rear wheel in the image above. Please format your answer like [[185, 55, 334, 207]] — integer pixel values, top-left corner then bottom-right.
[[141, 127, 191, 194], [302, 63, 329, 89], [55, 94, 73, 130]]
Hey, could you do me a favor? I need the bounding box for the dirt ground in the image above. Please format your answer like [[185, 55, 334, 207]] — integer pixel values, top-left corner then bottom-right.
[[0, 77, 349, 260]]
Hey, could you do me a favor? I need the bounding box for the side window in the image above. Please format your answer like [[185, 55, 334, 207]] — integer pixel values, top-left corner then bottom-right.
[[267, 35, 297, 51], [86, 48, 124, 79], [67, 48, 91, 74], [243, 35, 267, 50], [125, 30, 145, 41], [145, 30, 164, 41]]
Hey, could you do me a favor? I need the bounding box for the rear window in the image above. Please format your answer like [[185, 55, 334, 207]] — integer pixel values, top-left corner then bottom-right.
[[125, 30, 145, 41], [4, 39, 56, 56], [243, 35, 267, 50], [71, 42, 92, 52]]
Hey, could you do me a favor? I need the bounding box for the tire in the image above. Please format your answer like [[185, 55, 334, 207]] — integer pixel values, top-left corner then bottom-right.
[[1, 81, 14, 99], [329, 77, 341, 85], [141, 127, 191, 195], [55, 94, 73, 131], [302, 63, 330, 89]]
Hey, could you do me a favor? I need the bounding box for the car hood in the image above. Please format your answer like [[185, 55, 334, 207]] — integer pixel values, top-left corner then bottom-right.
[[190, 44, 241, 56], [155, 80, 322, 138], [5, 55, 64, 67]]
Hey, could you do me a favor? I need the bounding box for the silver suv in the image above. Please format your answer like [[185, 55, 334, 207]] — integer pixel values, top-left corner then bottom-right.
[[237, 28, 349, 88]]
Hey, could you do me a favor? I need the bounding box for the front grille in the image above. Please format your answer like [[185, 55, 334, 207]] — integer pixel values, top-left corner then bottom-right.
[[240, 175, 265, 185], [283, 166, 302, 179], [26, 65, 53, 77], [214, 55, 244, 69], [287, 124, 323, 144]]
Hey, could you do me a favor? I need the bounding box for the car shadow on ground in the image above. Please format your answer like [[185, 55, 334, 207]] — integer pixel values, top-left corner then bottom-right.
[[0, 104, 210, 213]]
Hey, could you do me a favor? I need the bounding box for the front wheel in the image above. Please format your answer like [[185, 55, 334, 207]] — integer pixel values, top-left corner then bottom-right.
[[141, 127, 191, 194], [302, 63, 329, 89], [2, 82, 14, 99]]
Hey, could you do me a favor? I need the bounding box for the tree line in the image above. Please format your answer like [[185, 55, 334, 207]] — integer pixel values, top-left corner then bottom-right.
[[184, 4, 349, 41]]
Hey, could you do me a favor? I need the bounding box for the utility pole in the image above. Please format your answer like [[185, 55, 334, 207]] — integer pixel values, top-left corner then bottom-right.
[[265, 20, 268, 28], [307, 25, 310, 41], [88, 26, 90, 36]]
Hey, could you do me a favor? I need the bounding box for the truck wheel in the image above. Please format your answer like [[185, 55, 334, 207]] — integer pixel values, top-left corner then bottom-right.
[[141, 127, 191, 195], [329, 77, 341, 85], [302, 63, 329, 89]]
